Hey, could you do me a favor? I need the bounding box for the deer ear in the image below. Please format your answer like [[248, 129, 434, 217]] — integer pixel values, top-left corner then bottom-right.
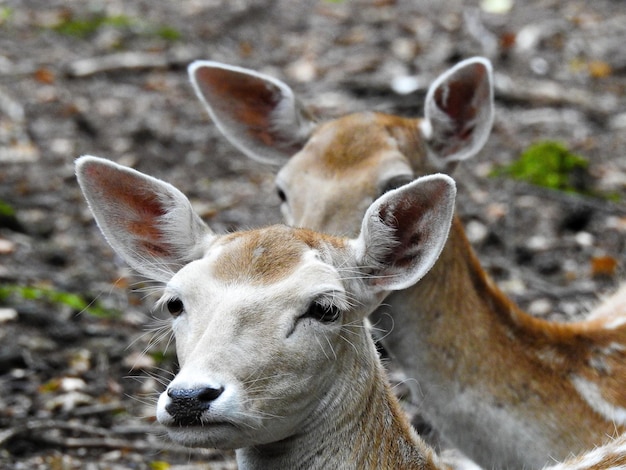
[[421, 57, 494, 169], [76, 156, 214, 283], [189, 61, 316, 165], [354, 174, 456, 292]]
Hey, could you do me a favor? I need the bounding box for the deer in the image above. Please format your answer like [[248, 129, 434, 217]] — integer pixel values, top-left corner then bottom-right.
[[76, 155, 475, 469], [187, 57, 626, 469], [76, 156, 626, 470]]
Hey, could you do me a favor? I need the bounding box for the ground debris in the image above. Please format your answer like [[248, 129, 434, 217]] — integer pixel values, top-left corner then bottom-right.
[[1, 1, 625, 468]]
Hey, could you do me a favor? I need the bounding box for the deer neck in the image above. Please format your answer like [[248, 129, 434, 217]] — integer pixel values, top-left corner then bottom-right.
[[235, 326, 441, 470], [387, 215, 560, 346], [374, 216, 625, 468]]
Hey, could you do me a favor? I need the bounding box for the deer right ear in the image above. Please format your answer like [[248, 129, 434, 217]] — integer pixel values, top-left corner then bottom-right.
[[354, 174, 456, 292], [421, 57, 494, 169], [76, 156, 214, 283], [189, 61, 317, 165]]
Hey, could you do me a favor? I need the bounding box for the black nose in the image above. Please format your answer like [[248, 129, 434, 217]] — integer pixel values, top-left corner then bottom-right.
[[166, 386, 224, 426]]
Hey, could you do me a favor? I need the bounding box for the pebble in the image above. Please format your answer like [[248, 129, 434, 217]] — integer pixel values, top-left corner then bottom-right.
[[465, 220, 489, 245], [0, 307, 17, 323], [528, 298, 553, 316], [0, 238, 16, 254]]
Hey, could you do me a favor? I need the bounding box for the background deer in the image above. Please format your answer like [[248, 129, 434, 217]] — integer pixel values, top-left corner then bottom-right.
[[76, 155, 469, 469], [188, 58, 626, 469]]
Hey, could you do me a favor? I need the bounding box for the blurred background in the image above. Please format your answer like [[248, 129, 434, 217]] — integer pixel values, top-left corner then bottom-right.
[[0, 0, 625, 468]]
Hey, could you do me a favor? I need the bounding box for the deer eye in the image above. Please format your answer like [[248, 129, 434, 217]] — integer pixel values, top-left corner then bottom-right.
[[380, 174, 414, 196], [302, 301, 341, 323], [276, 185, 287, 203], [166, 298, 184, 317]]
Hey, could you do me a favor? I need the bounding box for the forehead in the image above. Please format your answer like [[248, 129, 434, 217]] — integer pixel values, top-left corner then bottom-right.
[[278, 113, 420, 187], [209, 226, 344, 285], [311, 113, 395, 173]]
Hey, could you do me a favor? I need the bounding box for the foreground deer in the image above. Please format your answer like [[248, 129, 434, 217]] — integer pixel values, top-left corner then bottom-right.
[[189, 58, 626, 469], [76, 156, 465, 469]]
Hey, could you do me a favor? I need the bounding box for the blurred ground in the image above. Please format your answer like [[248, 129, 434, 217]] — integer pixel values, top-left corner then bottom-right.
[[0, 0, 625, 468]]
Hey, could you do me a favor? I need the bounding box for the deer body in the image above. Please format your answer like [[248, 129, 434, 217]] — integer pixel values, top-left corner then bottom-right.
[[76, 156, 460, 470], [190, 58, 626, 468], [378, 218, 626, 467]]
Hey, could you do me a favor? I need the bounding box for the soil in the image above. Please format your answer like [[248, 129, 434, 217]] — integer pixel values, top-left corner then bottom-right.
[[1, 0, 625, 468]]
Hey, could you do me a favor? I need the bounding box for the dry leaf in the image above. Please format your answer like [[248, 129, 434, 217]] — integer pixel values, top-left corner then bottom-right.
[[34, 67, 55, 84], [590, 255, 618, 277], [588, 60, 612, 79]]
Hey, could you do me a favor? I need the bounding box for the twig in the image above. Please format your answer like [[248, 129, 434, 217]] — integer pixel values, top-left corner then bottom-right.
[[64, 48, 200, 78], [494, 72, 622, 119], [69, 402, 126, 417], [0, 417, 229, 459], [30, 433, 214, 456], [341, 71, 623, 121], [511, 184, 626, 215], [0, 419, 111, 446], [65, 52, 171, 77]]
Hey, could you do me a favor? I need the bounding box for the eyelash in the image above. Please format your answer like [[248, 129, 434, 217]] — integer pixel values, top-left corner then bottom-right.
[[300, 300, 341, 323]]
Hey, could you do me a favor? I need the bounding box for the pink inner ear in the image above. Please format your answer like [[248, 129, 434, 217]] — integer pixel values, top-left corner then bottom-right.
[[119, 189, 172, 256], [195, 67, 282, 147], [430, 63, 489, 156], [435, 63, 487, 129], [86, 163, 174, 256], [377, 197, 427, 269]]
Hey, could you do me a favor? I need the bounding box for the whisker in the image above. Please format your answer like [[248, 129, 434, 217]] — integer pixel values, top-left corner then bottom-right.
[[314, 333, 331, 361], [339, 332, 359, 355]]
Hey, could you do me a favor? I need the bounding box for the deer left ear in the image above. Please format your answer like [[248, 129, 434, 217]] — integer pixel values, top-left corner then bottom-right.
[[76, 156, 214, 283], [421, 57, 494, 169], [354, 174, 456, 292], [189, 61, 316, 165]]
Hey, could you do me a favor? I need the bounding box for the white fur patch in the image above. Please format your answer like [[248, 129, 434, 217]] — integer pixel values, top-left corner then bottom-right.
[[543, 434, 626, 470], [571, 376, 626, 426], [604, 316, 626, 330]]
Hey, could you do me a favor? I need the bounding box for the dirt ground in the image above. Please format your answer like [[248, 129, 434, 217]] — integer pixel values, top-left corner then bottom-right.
[[1, 0, 625, 468]]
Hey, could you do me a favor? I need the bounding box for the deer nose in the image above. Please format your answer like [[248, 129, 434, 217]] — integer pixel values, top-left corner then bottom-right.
[[166, 386, 224, 425]]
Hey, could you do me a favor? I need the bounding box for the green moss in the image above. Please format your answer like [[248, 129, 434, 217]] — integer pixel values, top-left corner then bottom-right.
[[0, 283, 121, 318], [0, 200, 15, 217], [0, 7, 13, 24], [52, 14, 134, 38], [155, 26, 182, 41], [491, 141, 590, 193], [51, 12, 181, 42]]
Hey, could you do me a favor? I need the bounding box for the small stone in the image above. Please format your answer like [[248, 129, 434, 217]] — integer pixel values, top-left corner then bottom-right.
[[465, 220, 489, 245], [0, 308, 17, 323], [0, 238, 16, 254], [528, 298, 552, 317], [59, 376, 87, 392], [575, 232, 594, 247]]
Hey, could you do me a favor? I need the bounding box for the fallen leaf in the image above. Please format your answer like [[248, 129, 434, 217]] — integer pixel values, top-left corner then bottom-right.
[[34, 67, 55, 84], [588, 60, 612, 79], [499, 31, 517, 51], [590, 255, 618, 277], [239, 40, 253, 58]]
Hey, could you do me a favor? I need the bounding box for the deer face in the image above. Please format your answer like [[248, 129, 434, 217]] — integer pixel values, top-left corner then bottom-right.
[[156, 227, 357, 449], [189, 57, 493, 238], [76, 156, 456, 452], [275, 113, 418, 236]]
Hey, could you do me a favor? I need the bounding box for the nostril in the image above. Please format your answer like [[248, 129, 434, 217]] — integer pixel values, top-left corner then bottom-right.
[[198, 386, 224, 402]]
